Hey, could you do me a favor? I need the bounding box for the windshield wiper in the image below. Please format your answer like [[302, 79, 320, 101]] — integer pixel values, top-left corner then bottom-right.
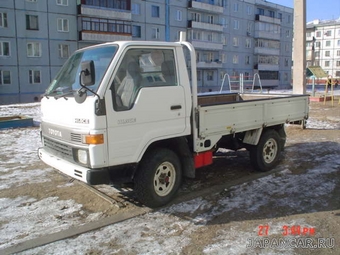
[[54, 90, 75, 100]]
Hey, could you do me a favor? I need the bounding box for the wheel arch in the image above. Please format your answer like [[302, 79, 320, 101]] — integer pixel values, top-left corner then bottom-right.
[[136, 136, 195, 179]]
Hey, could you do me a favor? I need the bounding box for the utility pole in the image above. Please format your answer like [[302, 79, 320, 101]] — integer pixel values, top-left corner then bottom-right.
[[293, 0, 306, 94]]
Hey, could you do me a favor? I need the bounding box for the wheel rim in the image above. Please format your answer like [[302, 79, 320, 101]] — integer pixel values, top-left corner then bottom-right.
[[153, 161, 176, 197], [262, 138, 278, 164]]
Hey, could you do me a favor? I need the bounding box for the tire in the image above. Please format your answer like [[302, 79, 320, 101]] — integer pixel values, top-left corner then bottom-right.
[[134, 148, 182, 208], [249, 129, 282, 172]]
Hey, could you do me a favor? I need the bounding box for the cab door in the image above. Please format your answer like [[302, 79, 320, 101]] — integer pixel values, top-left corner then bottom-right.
[[105, 47, 189, 166]]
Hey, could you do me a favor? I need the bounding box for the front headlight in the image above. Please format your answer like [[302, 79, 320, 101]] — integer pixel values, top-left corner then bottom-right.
[[76, 149, 88, 165]]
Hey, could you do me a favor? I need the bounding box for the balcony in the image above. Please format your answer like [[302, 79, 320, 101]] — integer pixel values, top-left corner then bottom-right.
[[254, 47, 280, 55], [254, 30, 280, 40], [255, 14, 281, 25], [79, 31, 132, 42], [78, 4, 131, 20], [196, 61, 223, 69], [254, 63, 279, 71], [188, 1, 224, 14], [191, 40, 223, 50], [188, 20, 223, 32]]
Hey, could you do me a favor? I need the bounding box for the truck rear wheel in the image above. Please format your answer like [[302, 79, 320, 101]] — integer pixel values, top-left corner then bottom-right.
[[134, 148, 182, 208], [250, 129, 281, 172]]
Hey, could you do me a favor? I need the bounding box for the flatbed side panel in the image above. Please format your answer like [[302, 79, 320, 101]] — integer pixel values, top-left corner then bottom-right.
[[198, 95, 309, 138]]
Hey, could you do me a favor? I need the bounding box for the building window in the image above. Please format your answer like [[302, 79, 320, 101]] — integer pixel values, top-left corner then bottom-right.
[[325, 30, 331, 36], [233, 54, 239, 64], [336, 61, 340, 67], [57, 18, 69, 32], [81, 17, 131, 34], [233, 37, 239, 47], [247, 6, 252, 15], [0, 70, 11, 85], [316, 31, 321, 37], [132, 3, 140, 15], [336, 71, 340, 77], [221, 53, 226, 63], [0, 41, 10, 56], [29, 70, 41, 84], [325, 61, 330, 67], [233, 19, 239, 30], [192, 13, 201, 22], [221, 17, 227, 27], [315, 51, 320, 57], [286, 30, 290, 37], [83, 0, 128, 10], [259, 71, 278, 80], [247, 22, 253, 32], [26, 15, 39, 30], [268, 10, 275, 18], [325, 51, 330, 57], [337, 50, 340, 56], [27, 42, 41, 57], [233, 3, 239, 12], [222, 35, 227, 45], [245, 56, 250, 65], [176, 10, 182, 21], [193, 31, 201, 40], [325, 41, 331, 47], [58, 44, 69, 58], [284, 73, 288, 81], [287, 15, 291, 23], [132, 25, 141, 38], [207, 71, 214, 81], [206, 52, 213, 62], [278, 13, 282, 21], [337, 40, 340, 46], [208, 15, 214, 24], [206, 32, 213, 42], [151, 5, 160, 18], [257, 8, 264, 15], [316, 41, 321, 47], [56, 0, 68, 6], [284, 58, 289, 67], [152, 27, 160, 39], [245, 38, 251, 48], [0, 12, 8, 28]]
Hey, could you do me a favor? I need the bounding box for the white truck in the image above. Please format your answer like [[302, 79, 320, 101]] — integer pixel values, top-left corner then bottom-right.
[[38, 35, 309, 207]]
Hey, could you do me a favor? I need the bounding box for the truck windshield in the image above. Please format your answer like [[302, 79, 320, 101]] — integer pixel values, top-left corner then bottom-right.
[[45, 45, 117, 97]]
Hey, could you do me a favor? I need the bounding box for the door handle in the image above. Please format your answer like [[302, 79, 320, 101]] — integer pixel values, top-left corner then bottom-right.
[[171, 105, 182, 110]]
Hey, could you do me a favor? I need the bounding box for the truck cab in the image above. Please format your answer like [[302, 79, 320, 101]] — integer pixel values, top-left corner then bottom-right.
[[39, 41, 194, 207]]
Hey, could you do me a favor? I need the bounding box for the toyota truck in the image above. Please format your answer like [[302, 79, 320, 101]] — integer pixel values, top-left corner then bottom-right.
[[38, 34, 309, 207]]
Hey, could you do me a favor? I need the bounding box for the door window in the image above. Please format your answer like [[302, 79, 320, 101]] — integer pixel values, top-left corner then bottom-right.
[[111, 48, 177, 111]]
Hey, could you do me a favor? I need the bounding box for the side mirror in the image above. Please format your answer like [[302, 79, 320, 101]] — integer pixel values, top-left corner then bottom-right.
[[80, 61, 95, 86]]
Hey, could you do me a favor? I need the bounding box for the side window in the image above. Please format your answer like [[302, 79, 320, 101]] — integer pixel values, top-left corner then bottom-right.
[[111, 48, 177, 111]]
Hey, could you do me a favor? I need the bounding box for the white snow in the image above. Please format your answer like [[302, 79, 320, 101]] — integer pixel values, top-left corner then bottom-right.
[[0, 94, 339, 254]]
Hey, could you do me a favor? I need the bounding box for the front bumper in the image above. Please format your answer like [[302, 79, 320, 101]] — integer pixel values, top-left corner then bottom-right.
[[38, 147, 110, 185]]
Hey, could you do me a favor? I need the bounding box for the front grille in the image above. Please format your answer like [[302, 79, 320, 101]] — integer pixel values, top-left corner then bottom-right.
[[43, 137, 73, 160], [71, 133, 82, 143]]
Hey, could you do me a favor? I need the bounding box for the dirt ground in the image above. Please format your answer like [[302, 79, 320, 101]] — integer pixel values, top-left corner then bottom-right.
[[1, 99, 340, 254]]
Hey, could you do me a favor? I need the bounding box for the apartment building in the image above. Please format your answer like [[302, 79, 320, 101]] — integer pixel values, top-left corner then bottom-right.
[[0, 0, 78, 104], [306, 18, 340, 78], [0, 0, 293, 104]]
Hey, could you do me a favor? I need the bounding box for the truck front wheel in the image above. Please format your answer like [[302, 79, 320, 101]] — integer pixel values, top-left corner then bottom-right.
[[134, 148, 182, 208], [250, 129, 281, 172]]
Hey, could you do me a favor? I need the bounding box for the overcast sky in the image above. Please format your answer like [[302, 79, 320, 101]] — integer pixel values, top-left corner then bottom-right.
[[268, 0, 340, 22]]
